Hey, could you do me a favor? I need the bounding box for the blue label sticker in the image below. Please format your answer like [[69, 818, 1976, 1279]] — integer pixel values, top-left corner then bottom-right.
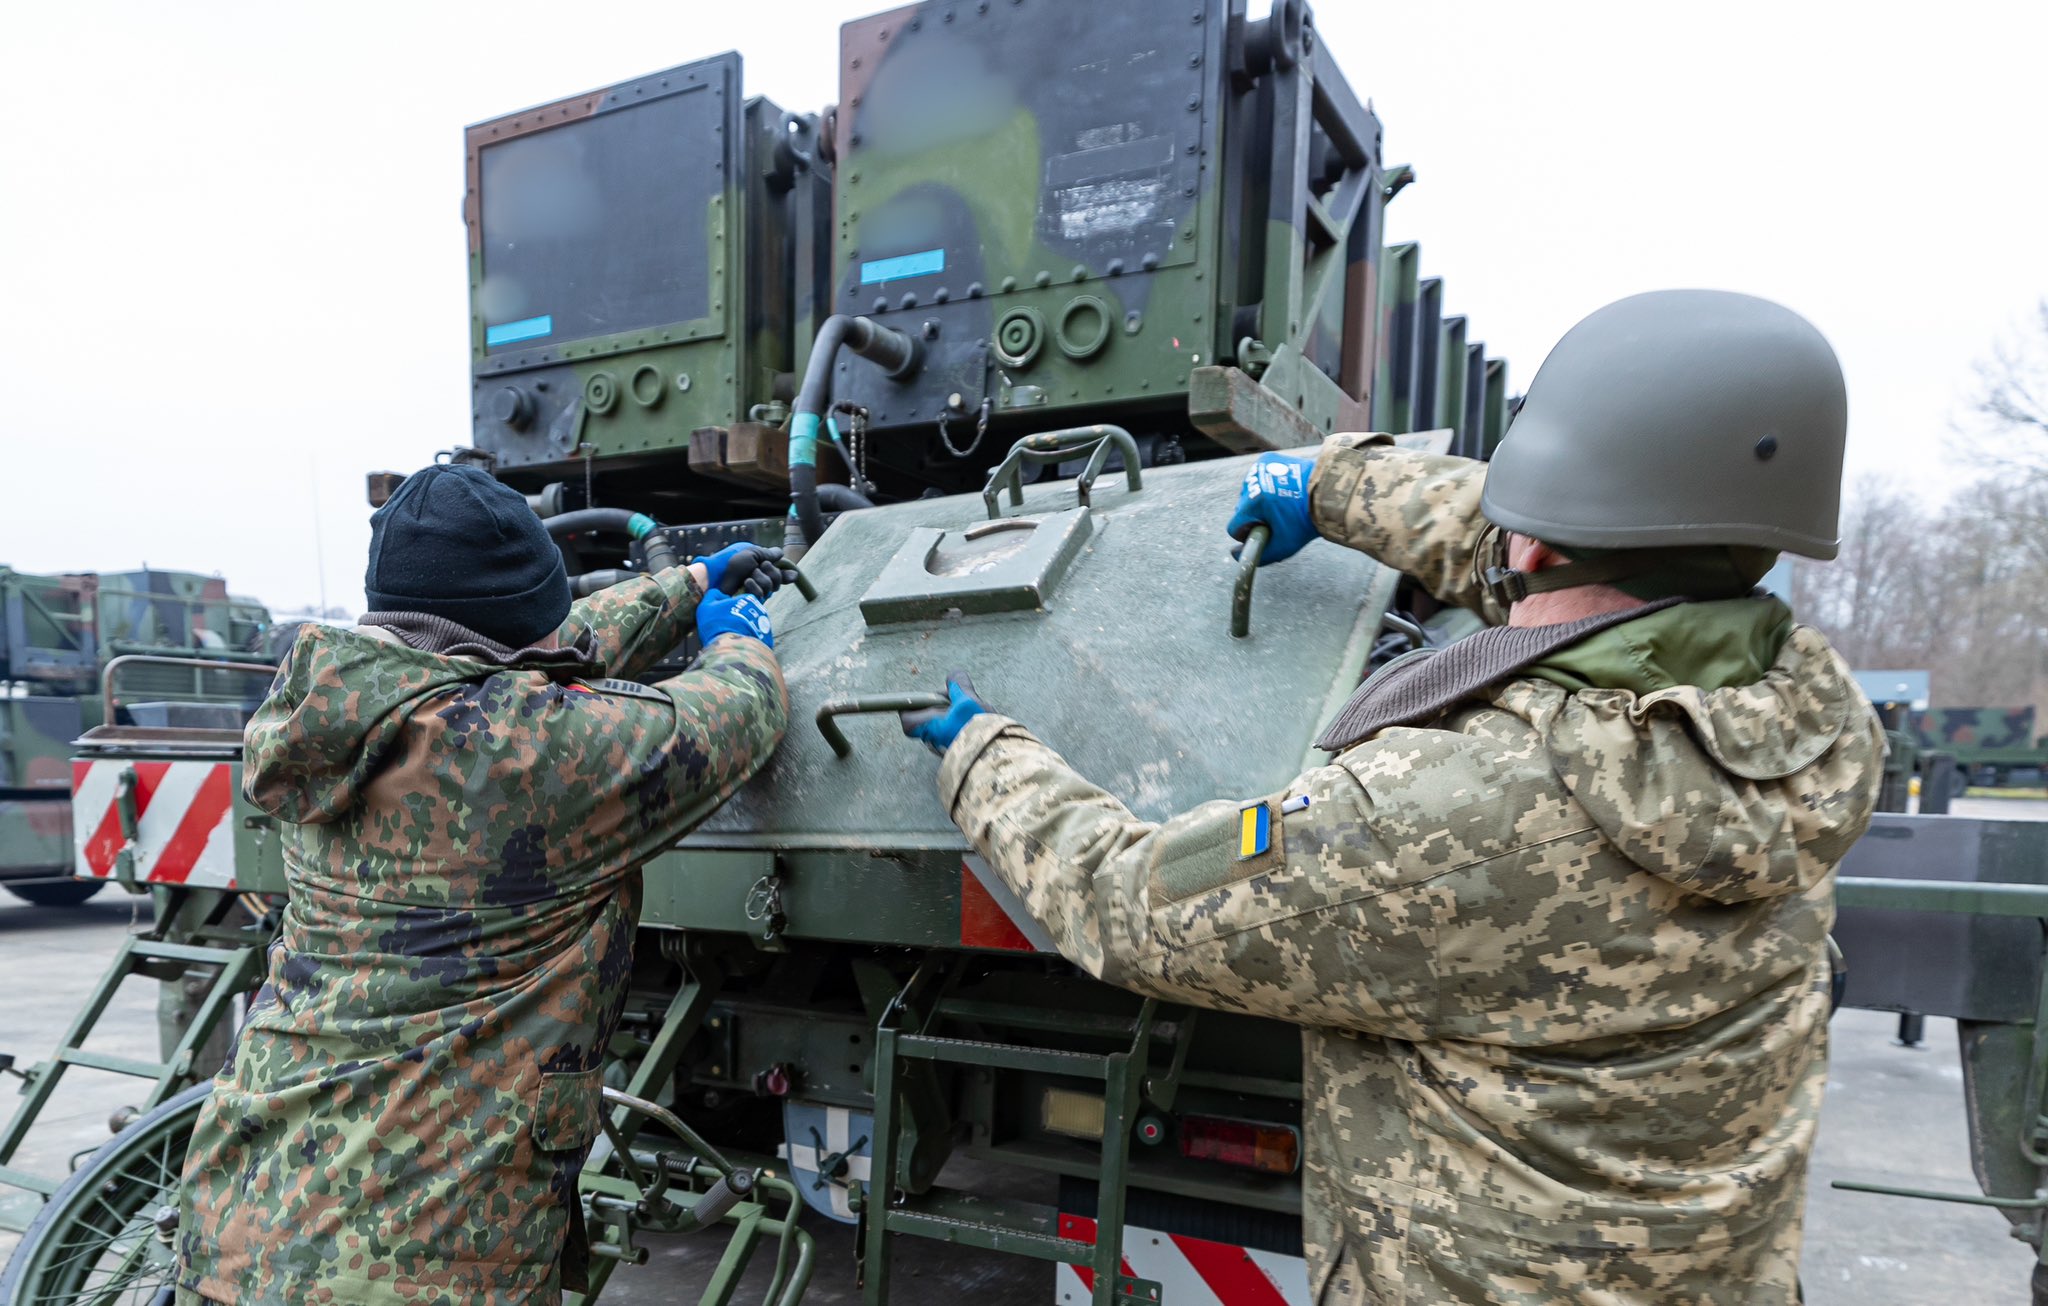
[[859, 248, 946, 285], [485, 314, 553, 347]]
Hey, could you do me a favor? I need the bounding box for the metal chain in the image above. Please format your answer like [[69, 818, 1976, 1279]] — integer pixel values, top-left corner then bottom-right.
[[827, 402, 874, 496], [850, 406, 870, 496], [936, 397, 991, 459]]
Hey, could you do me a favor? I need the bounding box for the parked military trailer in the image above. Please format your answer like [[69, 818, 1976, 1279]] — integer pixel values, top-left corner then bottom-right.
[[0, 566, 271, 906], [1913, 707, 2048, 787]]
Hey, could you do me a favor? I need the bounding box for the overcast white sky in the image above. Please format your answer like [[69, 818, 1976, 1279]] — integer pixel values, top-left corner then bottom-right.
[[4, 2, 2044, 615]]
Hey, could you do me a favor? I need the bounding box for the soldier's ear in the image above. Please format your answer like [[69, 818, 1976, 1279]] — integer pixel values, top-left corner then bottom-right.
[[1505, 533, 1549, 573]]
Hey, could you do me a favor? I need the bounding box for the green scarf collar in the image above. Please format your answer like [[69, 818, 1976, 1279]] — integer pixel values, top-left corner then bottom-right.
[[1526, 595, 1795, 695]]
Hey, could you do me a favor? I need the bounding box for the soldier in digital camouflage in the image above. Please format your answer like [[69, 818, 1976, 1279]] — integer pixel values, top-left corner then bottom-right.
[[173, 464, 790, 1305], [901, 291, 1883, 1304]]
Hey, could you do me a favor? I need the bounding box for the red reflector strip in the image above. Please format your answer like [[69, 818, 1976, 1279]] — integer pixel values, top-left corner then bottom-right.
[[958, 862, 1037, 952]]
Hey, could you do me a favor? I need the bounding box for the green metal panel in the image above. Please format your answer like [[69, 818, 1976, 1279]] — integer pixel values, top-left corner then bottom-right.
[[1371, 243, 1419, 433], [1435, 316, 1468, 447], [683, 452, 1393, 863], [465, 54, 834, 507], [1480, 357, 1509, 454]]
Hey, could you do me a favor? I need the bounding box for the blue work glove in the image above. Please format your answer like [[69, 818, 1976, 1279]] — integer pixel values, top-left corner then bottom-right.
[[1226, 452, 1320, 564], [696, 590, 773, 649], [899, 673, 987, 755], [694, 542, 794, 597]]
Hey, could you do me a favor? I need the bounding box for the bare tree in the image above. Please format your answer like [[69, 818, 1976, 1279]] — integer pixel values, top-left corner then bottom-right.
[[1795, 474, 2048, 714], [1963, 299, 2048, 474]]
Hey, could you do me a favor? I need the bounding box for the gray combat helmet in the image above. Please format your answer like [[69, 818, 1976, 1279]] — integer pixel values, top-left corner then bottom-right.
[[1478, 290, 1846, 600]]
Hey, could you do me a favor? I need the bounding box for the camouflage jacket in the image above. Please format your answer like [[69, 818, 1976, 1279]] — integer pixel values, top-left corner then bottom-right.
[[177, 568, 786, 1306], [938, 434, 1884, 1304]]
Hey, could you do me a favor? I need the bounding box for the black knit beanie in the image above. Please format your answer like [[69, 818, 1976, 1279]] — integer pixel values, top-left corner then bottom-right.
[[364, 464, 569, 648]]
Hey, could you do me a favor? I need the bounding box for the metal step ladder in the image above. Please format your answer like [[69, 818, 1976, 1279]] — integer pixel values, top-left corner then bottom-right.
[[0, 892, 267, 1228], [857, 962, 1175, 1305]]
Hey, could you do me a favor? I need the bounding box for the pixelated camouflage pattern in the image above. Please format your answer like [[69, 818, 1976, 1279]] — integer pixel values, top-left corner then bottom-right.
[[176, 566, 786, 1306], [1306, 431, 1507, 623], [936, 436, 1884, 1303]]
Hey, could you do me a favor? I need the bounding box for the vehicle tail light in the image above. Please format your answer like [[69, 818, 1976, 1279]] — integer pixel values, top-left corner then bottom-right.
[[1176, 1114, 1299, 1176]]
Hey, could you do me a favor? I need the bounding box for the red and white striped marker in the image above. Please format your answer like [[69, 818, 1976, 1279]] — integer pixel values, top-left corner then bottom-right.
[[70, 759, 238, 889], [1055, 1213, 1310, 1306]]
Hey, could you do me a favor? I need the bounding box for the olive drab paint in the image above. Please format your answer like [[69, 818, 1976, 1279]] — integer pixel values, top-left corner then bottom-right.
[[458, 0, 1509, 531], [465, 53, 834, 505], [826, 0, 1402, 464]]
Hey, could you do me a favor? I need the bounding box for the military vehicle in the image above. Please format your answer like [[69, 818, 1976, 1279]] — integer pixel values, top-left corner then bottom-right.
[[0, 566, 272, 907], [12, 2, 2048, 1304], [1913, 706, 2048, 787]]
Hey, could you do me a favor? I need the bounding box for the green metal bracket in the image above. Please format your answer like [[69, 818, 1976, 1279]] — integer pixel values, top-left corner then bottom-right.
[[858, 506, 1096, 626], [981, 426, 1141, 519]]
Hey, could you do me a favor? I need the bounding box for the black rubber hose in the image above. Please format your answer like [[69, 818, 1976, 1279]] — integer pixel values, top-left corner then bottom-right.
[[569, 569, 636, 597], [541, 508, 653, 539], [816, 483, 875, 512], [790, 315, 916, 547], [545, 508, 675, 585]]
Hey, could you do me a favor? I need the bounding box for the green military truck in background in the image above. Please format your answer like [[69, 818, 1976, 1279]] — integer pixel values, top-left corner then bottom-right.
[[0, 566, 274, 906], [1913, 706, 2048, 789]]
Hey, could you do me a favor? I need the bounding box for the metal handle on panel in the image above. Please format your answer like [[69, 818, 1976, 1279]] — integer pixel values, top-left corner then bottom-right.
[[789, 566, 819, 602], [1379, 610, 1426, 646], [816, 693, 949, 759], [1231, 525, 1270, 639], [981, 425, 1142, 519]]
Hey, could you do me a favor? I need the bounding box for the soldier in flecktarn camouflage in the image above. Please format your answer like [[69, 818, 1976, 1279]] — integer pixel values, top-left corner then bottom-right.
[[172, 465, 789, 1305], [900, 292, 1883, 1304]]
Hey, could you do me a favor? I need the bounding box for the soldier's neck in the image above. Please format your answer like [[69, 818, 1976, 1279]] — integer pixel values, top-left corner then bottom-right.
[[1508, 584, 1647, 629]]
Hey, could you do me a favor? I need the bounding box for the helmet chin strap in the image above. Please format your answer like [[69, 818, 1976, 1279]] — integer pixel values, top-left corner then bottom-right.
[[1474, 524, 1742, 608]]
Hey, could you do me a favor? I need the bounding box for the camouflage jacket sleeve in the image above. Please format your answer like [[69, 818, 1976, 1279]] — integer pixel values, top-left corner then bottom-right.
[[564, 565, 702, 680], [938, 714, 1438, 1039], [625, 634, 789, 856], [1308, 432, 1505, 622], [561, 566, 788, 861]]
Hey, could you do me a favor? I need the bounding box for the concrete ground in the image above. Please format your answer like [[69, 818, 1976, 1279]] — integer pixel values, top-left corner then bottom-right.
[[1, 802, 2044, 1302]]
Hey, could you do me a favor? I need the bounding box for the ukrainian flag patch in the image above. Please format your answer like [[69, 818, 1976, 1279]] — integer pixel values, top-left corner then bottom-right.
[[1238, 803, 1271, 860]]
